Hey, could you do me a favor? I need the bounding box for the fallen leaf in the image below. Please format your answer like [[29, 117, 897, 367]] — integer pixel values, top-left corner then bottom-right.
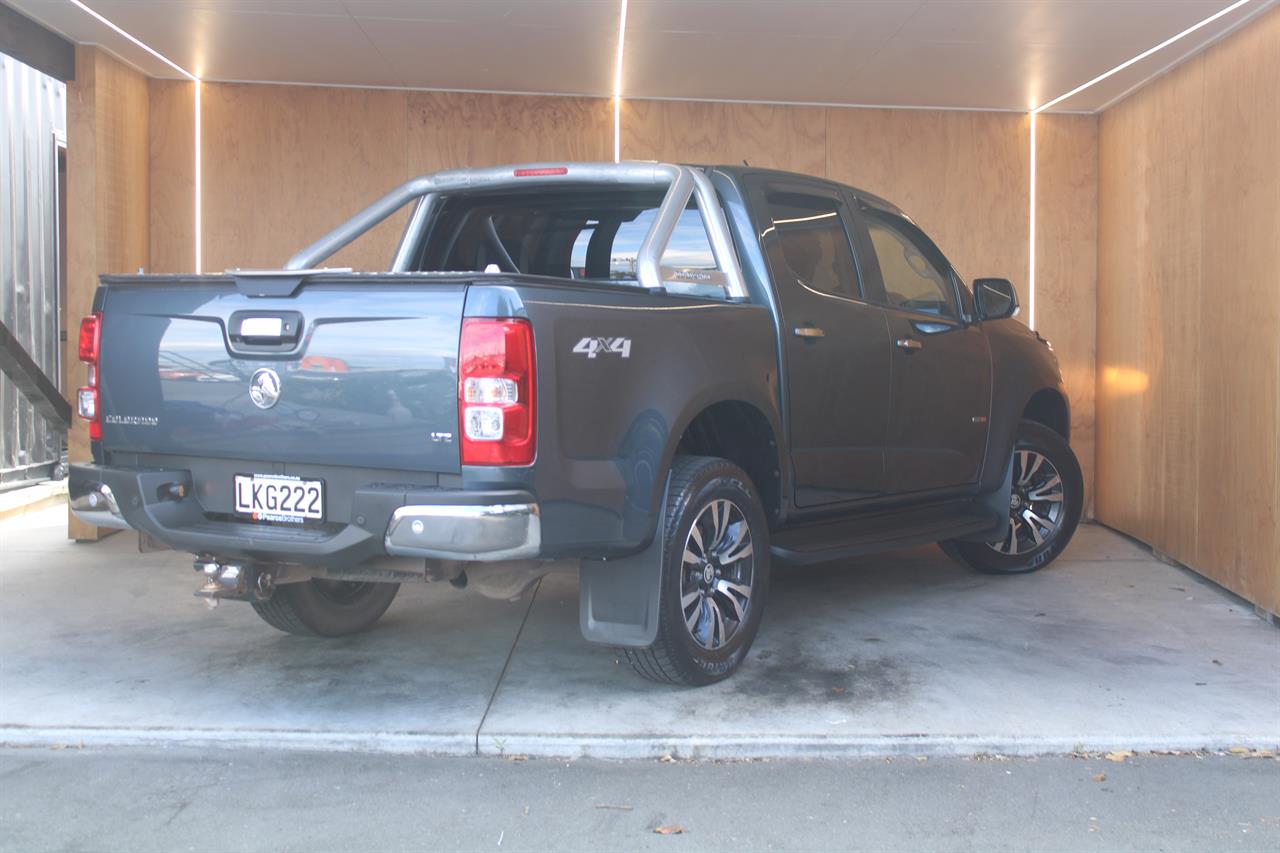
[[1104, 750, 1133, 763], [595, 804, 634, 811], [654, 825, 685, 835], [1092, 773, 1106, 782]]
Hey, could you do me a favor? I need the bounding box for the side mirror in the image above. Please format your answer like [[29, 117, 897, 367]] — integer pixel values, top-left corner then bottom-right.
[[974, 278, 1019, 321]]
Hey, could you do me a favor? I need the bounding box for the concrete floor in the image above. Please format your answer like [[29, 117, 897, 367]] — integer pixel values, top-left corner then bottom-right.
[[2, 505, 1277, 759], [3, 748, 1278, 852]]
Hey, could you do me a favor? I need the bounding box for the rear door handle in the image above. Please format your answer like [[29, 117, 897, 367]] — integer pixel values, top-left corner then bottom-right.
[[793, 326, 825, 338], [896, 338, 923, 351]]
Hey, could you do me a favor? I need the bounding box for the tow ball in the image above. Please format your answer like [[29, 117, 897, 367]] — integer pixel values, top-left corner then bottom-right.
[[193, 559, 275, 607]]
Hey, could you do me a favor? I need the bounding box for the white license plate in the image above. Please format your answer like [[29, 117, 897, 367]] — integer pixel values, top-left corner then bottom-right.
[[233, 474, 324, 523]]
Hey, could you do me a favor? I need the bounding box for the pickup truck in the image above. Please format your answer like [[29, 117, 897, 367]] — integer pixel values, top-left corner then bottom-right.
[[70, 162, 1082, 685]]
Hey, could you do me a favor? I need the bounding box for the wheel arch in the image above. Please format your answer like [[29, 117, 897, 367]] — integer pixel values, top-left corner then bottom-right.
[[667, 398, 783, 525], [1022, 387, 1070, 442]]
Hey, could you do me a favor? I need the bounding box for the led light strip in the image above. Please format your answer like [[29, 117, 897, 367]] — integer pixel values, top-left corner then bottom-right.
[[613, 0, 629, 163], [69, 0, 203, 273], [1025, 0, 1255, 329]]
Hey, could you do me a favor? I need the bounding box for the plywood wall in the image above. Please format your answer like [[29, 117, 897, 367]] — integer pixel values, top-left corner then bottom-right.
[[622, 98, 827, 176], [1035, 114, 1099, 509], [1097, 6, 1280, 614], [66, 46, 150, 539], [148, 85, 612, 273]]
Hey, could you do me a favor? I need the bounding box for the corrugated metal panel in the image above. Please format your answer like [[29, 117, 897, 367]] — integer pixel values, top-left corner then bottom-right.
[[1, 53, 66, 480]]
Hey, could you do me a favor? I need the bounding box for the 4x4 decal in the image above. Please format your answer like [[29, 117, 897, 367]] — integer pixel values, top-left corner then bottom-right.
[[573, 337, 632, 359]]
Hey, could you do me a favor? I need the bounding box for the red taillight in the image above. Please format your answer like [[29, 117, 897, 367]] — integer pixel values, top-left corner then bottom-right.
[[77, 313, 103, 441], [78, 313, 101, 363], [513, 167, 568, 177], [458, 318, 536, 466]]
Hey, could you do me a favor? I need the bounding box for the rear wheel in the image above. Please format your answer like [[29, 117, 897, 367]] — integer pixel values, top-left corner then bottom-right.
[[623, 456, 770, 686], [942, 420, 1083, 574], [251, 579, 400, 637]]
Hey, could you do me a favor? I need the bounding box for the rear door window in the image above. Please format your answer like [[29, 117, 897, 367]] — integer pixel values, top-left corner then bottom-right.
[[759, 192, 862, 301]]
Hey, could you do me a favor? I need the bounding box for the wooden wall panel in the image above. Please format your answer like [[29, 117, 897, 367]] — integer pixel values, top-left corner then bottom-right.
[[148, 79, 194, 274], [825, 109, 1029, 305], [65, 46, 150, 539], [1035, 114, 1098, 509], [148, 88, 616, 272], [408, 92, 612, 172], [1097, 6, 1279, 614], [199, 83, 410, 272], [621, 99, 827, 176], [1194, 7, 1280, 612]]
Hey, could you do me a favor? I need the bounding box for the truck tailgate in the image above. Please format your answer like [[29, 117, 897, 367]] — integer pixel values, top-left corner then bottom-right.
[[97, 278, 465, 473]]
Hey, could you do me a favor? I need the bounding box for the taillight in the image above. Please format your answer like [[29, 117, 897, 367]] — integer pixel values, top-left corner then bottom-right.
[[77, 313, 103, 441], [458, 318, 536, 465]]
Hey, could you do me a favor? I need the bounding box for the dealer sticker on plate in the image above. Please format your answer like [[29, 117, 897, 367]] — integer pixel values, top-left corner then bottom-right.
[[233, 473, 324, 524]]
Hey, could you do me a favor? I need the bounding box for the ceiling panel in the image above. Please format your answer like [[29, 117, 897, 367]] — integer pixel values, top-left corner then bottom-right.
[[6, 0, 1275, 110]]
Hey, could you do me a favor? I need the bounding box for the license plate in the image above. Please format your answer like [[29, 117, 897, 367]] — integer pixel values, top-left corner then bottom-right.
[[233, 474, 324, 523]]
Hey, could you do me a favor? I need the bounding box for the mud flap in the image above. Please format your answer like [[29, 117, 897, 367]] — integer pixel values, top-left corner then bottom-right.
[[957, 452, 1015, 542], [578, 475, 671, 648]]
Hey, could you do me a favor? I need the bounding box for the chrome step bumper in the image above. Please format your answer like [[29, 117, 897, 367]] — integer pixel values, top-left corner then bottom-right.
[[68, 481, 131, 530], [385, 503, 540, 561]]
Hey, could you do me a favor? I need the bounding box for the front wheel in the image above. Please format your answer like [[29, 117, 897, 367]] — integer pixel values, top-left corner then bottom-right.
[[942, 420, 1083, 574], [251, 579, 400, 637], [623, 456, 771, 686]]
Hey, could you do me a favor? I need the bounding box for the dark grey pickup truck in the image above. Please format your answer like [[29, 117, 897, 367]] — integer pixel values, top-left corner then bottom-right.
[[70, 162, 1081, 685]]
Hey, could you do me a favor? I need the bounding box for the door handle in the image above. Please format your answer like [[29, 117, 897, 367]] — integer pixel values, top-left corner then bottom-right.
[[896, 338, 923, 351], [794, 326, 825, 338]]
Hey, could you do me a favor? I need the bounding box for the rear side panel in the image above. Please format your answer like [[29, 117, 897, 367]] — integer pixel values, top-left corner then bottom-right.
[[97, 278, 465, 473], [462, 282, 782, 557]]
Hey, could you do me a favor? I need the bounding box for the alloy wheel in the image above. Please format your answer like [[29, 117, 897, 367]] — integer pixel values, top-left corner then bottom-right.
[[680, 498, 755, 650], [988, 449, 1066, 556]]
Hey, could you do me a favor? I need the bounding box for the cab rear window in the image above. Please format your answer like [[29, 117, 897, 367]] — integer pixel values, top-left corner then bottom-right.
[[417, 190, 722, 297]]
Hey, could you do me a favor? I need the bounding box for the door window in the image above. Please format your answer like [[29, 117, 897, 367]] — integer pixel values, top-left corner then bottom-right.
[[761, 192, 861, 300], [865, 215, 957, 319]]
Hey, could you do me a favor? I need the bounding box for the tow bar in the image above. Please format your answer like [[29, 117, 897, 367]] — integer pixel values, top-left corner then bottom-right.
[[193, 558, 275, 607]]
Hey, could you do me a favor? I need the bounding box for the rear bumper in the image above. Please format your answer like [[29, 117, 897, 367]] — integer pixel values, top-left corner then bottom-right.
[[385, 503, 539, 561], [69, 463, 540, 565]]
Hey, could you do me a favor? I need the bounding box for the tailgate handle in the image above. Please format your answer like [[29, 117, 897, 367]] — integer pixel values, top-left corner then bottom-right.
[[240, 317, 284, 339], [229, 311, 303, 352]]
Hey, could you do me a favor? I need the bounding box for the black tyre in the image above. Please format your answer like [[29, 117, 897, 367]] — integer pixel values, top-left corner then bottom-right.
[[623, 456, 770, 686], [942, 420, 1083, 574], [251, 579, 400, 637]]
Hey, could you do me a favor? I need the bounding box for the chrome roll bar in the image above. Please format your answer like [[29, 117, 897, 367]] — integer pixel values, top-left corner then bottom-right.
[[284, 162, 749, 300]]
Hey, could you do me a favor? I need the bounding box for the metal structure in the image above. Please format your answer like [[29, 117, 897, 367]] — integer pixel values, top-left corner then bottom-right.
[[285, 162, 750, 300], [0, 53, 67, 485]]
